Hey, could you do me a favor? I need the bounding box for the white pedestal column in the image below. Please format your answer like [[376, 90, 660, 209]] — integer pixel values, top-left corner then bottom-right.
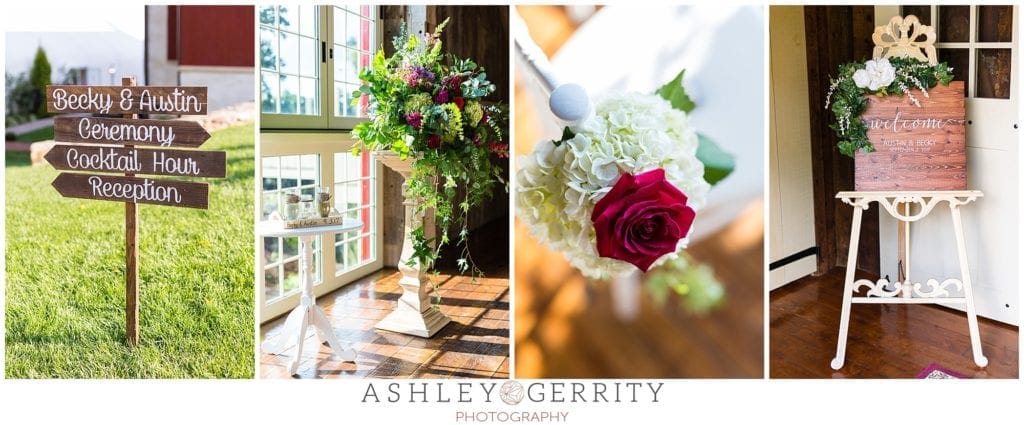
[[375, 179, 451, 338]]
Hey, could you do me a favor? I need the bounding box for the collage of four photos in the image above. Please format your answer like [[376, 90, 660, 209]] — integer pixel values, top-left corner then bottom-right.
[[2, 3, 1020, 383]]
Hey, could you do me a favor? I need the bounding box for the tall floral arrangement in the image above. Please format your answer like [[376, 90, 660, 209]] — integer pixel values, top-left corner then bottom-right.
[[825, 56, 953, 157], [352, 19, 508, 275]]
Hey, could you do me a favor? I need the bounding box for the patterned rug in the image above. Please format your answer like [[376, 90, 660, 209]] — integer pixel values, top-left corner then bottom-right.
[[917, 363, 968, 379]]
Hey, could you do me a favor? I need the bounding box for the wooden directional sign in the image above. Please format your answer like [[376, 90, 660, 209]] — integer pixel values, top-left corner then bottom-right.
[[44, 78, 221, 346], [46, 85, 208, 115], [52, 173, 209, 209], [55, 116, 211, 148], [45, 145, 227, 178]]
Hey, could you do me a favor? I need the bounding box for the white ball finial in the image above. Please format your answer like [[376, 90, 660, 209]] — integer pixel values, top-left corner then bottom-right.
[[549, 83, 591, 124]]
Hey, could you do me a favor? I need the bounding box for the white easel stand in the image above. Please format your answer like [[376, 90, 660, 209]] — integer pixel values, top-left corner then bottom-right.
[[831, 191, 988, 370], [260, 221, 362, 375]]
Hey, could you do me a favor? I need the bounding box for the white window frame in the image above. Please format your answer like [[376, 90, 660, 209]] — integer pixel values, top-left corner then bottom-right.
[[260, 5, 381, 130], [258, 132, 384, 322]]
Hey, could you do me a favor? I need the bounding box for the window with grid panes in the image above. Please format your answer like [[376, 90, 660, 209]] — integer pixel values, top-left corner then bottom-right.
[[333, 152, 377, 274], [901, 5, 1014, 99], [261, 155, 323, 304], [260, 5, 375, 128]]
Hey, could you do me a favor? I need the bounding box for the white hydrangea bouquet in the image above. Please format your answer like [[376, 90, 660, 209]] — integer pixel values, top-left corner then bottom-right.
[[516, 70, 734, 311]]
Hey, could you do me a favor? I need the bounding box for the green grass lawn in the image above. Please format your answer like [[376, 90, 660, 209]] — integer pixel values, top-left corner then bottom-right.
[[5, 124, 255, 378]]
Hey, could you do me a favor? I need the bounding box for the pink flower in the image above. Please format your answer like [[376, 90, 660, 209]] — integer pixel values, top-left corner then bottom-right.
[[442, 75, 462, 91], [489, 143, 508, 158], [427, 134, 442, 149], [405, 111, 422, 130], [434, 89, 449, 104], [591, 169, 695, 272]]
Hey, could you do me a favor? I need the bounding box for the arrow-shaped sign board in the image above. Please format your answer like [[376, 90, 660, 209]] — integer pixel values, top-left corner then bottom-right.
[[45, 145, 226, 178], [54, 116, 212, 148], [52, 173, 209, 209], [46, 85, 208, 115]]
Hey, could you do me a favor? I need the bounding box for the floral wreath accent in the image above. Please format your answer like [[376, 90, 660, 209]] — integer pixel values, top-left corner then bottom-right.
[[516, 70, 734, 309], [352, 19, 508, 277], [825, 56, 953, 157]]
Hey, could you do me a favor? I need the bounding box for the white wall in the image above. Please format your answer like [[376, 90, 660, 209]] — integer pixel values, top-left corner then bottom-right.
[[768, 6, 817, 290], [179, 67, 255, 111], [145, 6, 178, 86]]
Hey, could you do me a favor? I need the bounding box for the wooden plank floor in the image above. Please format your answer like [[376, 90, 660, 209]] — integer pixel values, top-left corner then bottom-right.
[[770, 268, 1019, 378], [260, 269, 509, 379]]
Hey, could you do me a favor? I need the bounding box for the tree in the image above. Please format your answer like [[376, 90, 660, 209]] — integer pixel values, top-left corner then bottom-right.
[[5, 72, 38, 124], [29, 46, 52, 117]]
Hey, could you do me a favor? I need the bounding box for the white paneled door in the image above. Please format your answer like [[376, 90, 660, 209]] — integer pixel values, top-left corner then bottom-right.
[[877, 6, 1018, 325], [768, 7, 818, 289]]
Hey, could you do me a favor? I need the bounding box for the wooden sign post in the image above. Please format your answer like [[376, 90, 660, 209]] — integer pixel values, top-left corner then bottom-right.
[[45, 78, 224, 346]]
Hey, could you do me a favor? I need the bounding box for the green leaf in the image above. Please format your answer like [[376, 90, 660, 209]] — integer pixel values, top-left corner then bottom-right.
[[656, 69, 696, 113], [696, 133, 735, 185], [372, 50, 386, 72], [551, 126, 575, 147]]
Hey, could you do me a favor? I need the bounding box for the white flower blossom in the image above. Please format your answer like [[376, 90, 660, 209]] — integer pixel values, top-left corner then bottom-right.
[[515, 92, 710, 279], [852, 58, 897, 91]]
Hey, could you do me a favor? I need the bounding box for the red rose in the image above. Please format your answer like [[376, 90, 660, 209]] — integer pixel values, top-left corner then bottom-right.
[[454, 97, 465, 110], [591, 169, 695, 272], [427, 134, 442, 149]]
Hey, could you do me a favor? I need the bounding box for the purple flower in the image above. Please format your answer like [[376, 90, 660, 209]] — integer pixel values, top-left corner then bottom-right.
[[405, 111, 422, 130], [434, 89, 449, 104], [403, 65, 435, 88]]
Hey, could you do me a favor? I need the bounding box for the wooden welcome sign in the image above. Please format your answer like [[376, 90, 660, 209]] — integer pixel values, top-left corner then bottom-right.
[[45, 77, 225, 345], [854, 81, 967, 191]]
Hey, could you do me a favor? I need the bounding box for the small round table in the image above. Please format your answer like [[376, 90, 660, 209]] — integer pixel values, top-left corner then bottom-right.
[[259, 219, 363, 375]]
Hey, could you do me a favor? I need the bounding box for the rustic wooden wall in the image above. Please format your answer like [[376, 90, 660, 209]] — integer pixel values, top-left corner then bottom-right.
[[380, 5, 409, 266], [804, 6, 880, 276], [379, 6, 510, 268]]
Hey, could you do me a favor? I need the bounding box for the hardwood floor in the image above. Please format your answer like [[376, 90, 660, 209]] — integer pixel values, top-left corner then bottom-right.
[[260, 268, 509, 379], [514, 202, 764, 378], [770, 268, 1019, 378]]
